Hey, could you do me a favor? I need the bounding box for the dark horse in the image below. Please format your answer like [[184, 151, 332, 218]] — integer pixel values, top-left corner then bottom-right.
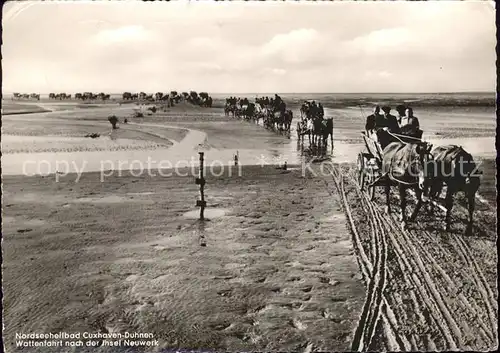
[[296, 119, 310, 142], [240, 103, 256, 120], [381, 138, 433, 230], [224, 103, 235, 117], [425, 145, 481, 233], [283, 109, 293, 133], [271, 109, 291, 133], [312, 118, 334, 150]]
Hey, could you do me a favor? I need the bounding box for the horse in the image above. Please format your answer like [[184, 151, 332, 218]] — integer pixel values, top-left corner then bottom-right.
[[238, 103, 255, 121], [424, 145, 481, 233], [381, 140, 433, 230], [274, 100, 286, 115], [271, 111, 285, 131], [296, 118, 312, 144], [224, 103, 235, 117], [300, 103, 309, 119], [296, 120, 305, 140], [310, 117, 333, 150], [311, 118, 324, 146], [283, 110, 293, 133], [254, 104, 269, 125], [320, 118, 333, 149], [305, 118, 314, 144], [264, 110, 276, 130]]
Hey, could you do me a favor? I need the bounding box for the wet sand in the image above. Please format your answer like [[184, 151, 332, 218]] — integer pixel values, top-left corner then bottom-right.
[[2, 165, 365, 352]]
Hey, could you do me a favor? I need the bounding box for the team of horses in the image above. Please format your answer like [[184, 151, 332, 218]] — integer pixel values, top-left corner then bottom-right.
[[12, 93, 40, 100], [224, 97, 334, 153], [11, 91, 212, 107], [224, 97, 294, 134], [370, 129, 481, 233], [296, 102, 334, 150]]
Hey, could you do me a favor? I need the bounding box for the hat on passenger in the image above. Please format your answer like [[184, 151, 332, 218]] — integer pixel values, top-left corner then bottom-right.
[[396, 104, 406, 115]]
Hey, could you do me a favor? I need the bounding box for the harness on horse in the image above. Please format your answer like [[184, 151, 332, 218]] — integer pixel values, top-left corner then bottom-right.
[[384, 139, 428, 186], [388, 169, 420, 186]]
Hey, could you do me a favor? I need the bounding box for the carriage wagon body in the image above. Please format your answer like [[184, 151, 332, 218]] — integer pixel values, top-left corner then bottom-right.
[[357, 131, 386, 200], [357, 130, 425, 200]]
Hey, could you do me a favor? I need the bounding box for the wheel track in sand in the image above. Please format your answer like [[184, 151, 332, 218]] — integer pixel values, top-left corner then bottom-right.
[[421, 203, 497, 334], [325, 163, 498, 351], [401, 187, 498, 345], [357, 183, 443, 350], [407, 225, 497, 343], [325, 165, 405, 352], [362, 178, 495, 350], [356, 185, 388, 350], [336, 164, 434, 351], [380, 212, 463, 349], [360, 184, 459, 350], [378, 216, 445, 349], [328, 163, 497, 350]]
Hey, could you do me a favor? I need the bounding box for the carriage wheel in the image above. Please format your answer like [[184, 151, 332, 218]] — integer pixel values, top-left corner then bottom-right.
[[356, 153, 365, 191], [366, 167, 377, 201], [368, 182, 376, 201]]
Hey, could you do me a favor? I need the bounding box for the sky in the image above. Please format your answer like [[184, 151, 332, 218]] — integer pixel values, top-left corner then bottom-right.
[[2, 0, 496, 94]]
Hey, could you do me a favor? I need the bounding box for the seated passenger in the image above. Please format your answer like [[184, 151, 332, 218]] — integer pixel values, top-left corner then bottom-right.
[[365, 105, 381, 134], [395, 104, 407, 124], [373, 106, 401, 148], [400, 107, 422, 139], [318, 103, 324, 119], [377, 106, 401, 134]]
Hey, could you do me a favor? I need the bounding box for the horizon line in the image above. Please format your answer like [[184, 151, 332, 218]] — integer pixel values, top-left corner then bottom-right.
[[2, 91, 495, 95]]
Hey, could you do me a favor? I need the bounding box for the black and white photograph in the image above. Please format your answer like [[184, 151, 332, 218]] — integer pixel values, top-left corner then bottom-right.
[[1, 0, 497, 352]]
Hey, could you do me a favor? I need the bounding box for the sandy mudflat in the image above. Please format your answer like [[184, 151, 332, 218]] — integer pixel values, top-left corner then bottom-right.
[[2, 164, 365, 352], [1, 101, 50, 115], [1, 135, 171, 154]]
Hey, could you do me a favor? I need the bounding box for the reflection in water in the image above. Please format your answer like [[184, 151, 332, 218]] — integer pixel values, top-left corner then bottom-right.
[[197, 220, 207, 247], [183, 208, 227, 219]]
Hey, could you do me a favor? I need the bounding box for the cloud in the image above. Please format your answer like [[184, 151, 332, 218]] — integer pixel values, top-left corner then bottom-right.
[[93, 25, 156, 45], [349, 27, 413, 54], [2, 1, 495, 93], [365, 70, 393, 79], [188, 62, 224, 74], [272, 68, 286, 75], [260, 29, 324, 65], [187, 37, 221, 50], [262, 28, 320, 55]]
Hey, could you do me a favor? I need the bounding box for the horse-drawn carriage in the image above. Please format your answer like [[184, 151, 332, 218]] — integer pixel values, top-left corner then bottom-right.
[[356, 128, 481, 233], [357, 130, 423, 200]]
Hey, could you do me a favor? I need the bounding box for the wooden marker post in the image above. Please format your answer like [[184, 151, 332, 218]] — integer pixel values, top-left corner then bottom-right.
[[195, 152, 206, 221]]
